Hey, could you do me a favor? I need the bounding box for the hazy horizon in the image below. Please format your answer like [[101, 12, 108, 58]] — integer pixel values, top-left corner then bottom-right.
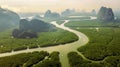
[[0, 0, 120, 13]]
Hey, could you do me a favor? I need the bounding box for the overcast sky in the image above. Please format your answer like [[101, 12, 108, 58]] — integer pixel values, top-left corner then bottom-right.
[[0, 0, 120, 13]]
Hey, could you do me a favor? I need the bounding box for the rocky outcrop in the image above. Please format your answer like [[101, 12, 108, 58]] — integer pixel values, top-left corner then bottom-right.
[[44, 10, 60, 19], [20, 19, 54, 32], [97, 6, 114, 21], [12, 19, 55, 38]]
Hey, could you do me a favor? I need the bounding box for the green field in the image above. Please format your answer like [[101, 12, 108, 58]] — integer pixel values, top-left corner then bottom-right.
[[0, 51, 61, 67], [0, 28, 78, 53], [56, 17, 92, 25], [65, 20, 120, 27]]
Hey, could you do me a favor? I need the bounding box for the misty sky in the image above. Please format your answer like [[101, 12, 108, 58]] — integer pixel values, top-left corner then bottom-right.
[[0, 0, 120, 13]]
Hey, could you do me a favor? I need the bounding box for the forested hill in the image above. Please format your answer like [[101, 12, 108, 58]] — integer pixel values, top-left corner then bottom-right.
[[12, 19, 55, 38], [0, 7, 20, 32]]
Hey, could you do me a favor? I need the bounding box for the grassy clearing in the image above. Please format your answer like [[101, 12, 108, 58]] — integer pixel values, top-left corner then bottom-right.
[[0, 51, 61, 67], [0, 28, 78, 53]]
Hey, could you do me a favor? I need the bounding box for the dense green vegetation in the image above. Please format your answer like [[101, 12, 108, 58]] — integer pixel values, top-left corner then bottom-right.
[[33, 51, 61, 67], [68, 52, 91, 67], [60, 16, 91, 21], [65, 20, 120, 27], [68, 52, 106, 67], [77, 28, 120, 61], [0, 28, 78, 53], [104, 56, 120, 67], [68, 16, 90, 20], [66, 19, 120, 66], [56, 17, 91, 25], [0, 51, 61, 67], [68, 52, 120, 67], [65, 20, 101, 27]]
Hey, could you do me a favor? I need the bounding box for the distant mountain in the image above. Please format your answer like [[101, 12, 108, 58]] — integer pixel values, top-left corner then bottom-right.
[[21, 15, 42, 20], [97, 6, 114, 21], [32, 15, 42, 20], [44, 10, 60, 19], [0, 7, 20, 31], [44, 10, 52, 18], [113, 9, 120, 18], [18, 12, 44, 18], [19, 19, 53, 32], [91, 9, 96, 16], [61, 9, 75, 16]]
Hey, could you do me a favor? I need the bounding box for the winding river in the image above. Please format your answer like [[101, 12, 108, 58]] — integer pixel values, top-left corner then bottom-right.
[[0, 20, 89, 67]]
